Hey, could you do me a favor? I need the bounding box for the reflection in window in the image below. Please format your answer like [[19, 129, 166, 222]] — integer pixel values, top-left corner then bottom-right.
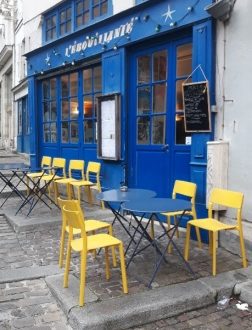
[[152, 116, 165, 144], [137, 87, 151, 115], [59, 7, 72, 36], [137, 117, 150, 144], [83, 65, 101, 144], [137, 55, 150, 84], [45, 14, 56, 41], [153, 84, 166, 113], [153, 50, 167, 81], [76, 0, 108, 28], [175, 43, 192, 144], [42, 79, 57, 143]]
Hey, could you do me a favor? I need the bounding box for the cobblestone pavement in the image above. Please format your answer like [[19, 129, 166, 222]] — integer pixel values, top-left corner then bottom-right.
[[131, 298, 252, 329]]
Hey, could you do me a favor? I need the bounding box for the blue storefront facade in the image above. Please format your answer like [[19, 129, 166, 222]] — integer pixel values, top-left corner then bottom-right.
[[25, 0, 215, 218]]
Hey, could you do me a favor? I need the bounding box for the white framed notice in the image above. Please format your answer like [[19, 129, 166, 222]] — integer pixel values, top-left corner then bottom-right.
[[97, 94, 121, 160]]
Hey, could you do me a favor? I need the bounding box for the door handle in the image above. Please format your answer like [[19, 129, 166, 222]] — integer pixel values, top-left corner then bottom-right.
[[162, 144, 169, 151]]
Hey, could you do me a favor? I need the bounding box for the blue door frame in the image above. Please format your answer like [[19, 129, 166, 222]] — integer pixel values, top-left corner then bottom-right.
[[127, 36, 192, 198]]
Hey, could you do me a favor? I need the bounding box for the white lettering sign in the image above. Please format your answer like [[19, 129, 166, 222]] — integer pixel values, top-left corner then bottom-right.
[[65, 17, 136, 57]]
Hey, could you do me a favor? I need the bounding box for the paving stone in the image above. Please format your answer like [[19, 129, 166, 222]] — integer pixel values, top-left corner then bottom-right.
[[12, 317, 35, 328]]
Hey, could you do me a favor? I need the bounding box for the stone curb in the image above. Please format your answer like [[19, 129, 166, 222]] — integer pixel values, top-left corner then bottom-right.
[[0, 265, 64, 284], [44, 266, 252, 330]]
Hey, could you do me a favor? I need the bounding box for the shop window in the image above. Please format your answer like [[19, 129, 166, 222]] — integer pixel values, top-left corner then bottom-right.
[[59, 7, 72, 36], [60, 73, 79, 144], [83, 65, 102, 144], [175, 43, 192, 145], [45, 14, 56, 41], [137, 50, 167, 145], [42, 78, 58, 143]]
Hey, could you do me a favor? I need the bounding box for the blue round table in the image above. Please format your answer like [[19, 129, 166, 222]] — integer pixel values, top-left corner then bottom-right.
[[122, 197, 194, 287], [96, 189, 156, 245]]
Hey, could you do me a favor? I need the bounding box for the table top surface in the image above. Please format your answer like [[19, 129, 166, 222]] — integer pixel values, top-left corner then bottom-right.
[[96, 188, 156, 202], [0, 162, 29, 171], [122, 198, 191, 213]]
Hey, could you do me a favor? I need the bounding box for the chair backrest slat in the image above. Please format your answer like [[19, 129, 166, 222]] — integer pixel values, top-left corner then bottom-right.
[[63, 206, 86, 239], [69, 160, 85, 180]]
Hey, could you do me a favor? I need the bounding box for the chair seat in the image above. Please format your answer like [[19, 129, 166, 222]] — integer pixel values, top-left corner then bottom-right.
[[55, 178, 78, 184], [71, 233, 121, 252], [70, 180, 95, 187], [188, 218, 237, 232], [65, 226, 81, 235], [85, 219, 110, 232], [41, 174, 61, 181], [161, 210, 192, 217], [27, 171, 44, 178]]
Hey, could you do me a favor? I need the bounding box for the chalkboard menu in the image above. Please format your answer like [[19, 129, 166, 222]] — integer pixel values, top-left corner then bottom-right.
[[182, 81, 211, 132]]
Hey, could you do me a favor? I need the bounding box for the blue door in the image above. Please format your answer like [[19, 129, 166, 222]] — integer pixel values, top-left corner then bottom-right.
[[17, 96, 30, 153], [128, 39, 193, 197]]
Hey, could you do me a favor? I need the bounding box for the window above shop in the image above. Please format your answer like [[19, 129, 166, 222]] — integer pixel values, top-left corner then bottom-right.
[[43, 0, 111, 43]]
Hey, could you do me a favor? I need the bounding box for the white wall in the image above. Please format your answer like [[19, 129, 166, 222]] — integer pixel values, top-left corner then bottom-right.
[[112, 0, 134, 14], [215, 0, 252, 221], [23, 0, 63, 23]]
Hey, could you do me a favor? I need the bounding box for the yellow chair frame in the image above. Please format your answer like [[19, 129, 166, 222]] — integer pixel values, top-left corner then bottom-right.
[[184, 188, 248, 276], [57, 197, 116, 269], [40, 157, 66, 203], [55, 160, 85, 199], [161, 180, 201, 253], [26, 156, 52, 194], [69, 161, 104, 208], [63, 204, 128, 306]]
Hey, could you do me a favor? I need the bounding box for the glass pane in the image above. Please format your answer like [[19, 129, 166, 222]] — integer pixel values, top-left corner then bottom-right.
[[61, 75, 68, 97], [43, 102, 50, 121], [77, 15, 82, 26], [43, 123, 50, 142], [66, 8, 71, 19], [83, 69, 92, 93], [70, 98, 79, 119], [94, 66, 101, 91], [66, 20, 71, 32], [94, 93, 101, 117], [176, 79, 192, 110], [83, 96, 93, 117], [62, 122, 69, 143], [51, 102, 57, 120], [70, 122, 79, 143], [93, 0, 99, 5], [83, 12, 89, 24], [77, 1, 83, 14], [84, 120, 93, 143], [84, 0, 89, 10], [137, 87, 151, 115], [153, 83, 166, 113], [70, 73, 78, 96], [137, 56, 151, 84], [51, 122, 57, 142], [52, 15, 56, 26], [50, 78, 56, 99], [61, 100, 69, 119], [93, 6, 99, 18], [152, 116, 165, 144], [101, 1, 108, 15], [153, 50, 167, 81], [177, 43, 192, 77], [51, 28, 56, 39], [60, 10, 66, 22], [137, 117, 150, 144], [42, 81, 49, 99], [60, 24, 65, 35], [176, 113, 191, 145]]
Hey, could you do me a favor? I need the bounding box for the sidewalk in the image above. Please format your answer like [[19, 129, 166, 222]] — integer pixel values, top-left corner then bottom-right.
[[0, 150, 252, 329]]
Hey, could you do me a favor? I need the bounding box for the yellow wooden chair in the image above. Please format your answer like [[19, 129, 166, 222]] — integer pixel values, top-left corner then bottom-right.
[[62, 204, 128, 306], [69, 161, 104, 209], [184, 188, 248, 276], [26, 156, 52, 194], [57, 198, 116, 268], [160, 180, 201, 253], [40, 157, 66, 203], [55, 160, 85, 199]]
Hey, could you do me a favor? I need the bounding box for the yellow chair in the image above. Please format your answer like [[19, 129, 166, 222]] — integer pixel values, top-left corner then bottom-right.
[[184, 188, 248, 276], [63, 204, 128, 306], [55, 160, 85, 199], [161, 180, 201, 253], [69, 161, 104, 209], [57, 198, 116, 268], [40, 157, 66, 203], [26, 156, 52, 194]]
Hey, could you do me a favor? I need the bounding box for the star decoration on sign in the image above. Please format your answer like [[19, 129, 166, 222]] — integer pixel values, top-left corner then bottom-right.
[[45, 53, 50, 64], [162, 4, 176, 22]]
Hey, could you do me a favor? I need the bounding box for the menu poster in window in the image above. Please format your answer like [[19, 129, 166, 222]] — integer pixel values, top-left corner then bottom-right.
[[97, 94, 121, 160], [182, 81, 211, 132]]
